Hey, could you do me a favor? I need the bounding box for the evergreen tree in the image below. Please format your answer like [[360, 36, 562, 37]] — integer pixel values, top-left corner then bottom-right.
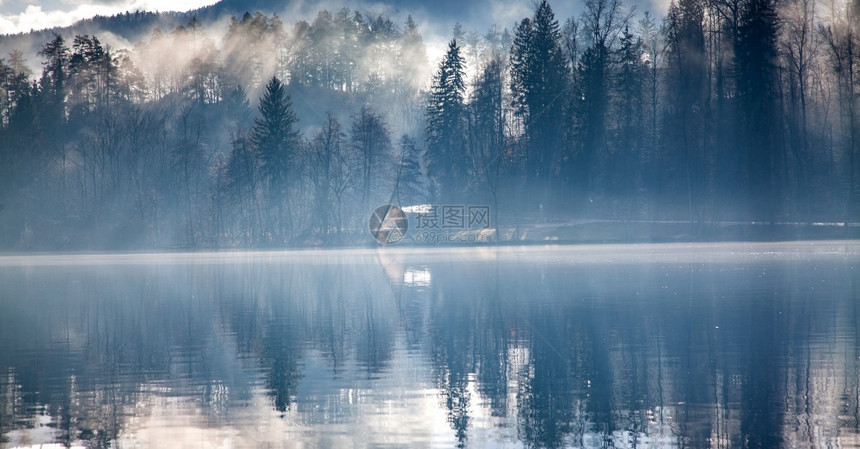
[[251, 76, 301, 243], [664, 0, 707, 219], [469, 57, 507, 239], [425, 39, 467, 201], [509, 1, 568, 201], [574, 44, 609, 194], [394, 15, 428, 131], [394, 134, 426, 205], [37, 34, 69, 129], [38, 35, 69, 107], [68, 35, 117, 118], [611, 25, 647, 208], [222, 12, 285, 92], [35, 34, 70, 229], [0, 51, 32, 127], [0, 58, 37, 247], [736, 0, 781, 220], [572, 0, 623, 200]]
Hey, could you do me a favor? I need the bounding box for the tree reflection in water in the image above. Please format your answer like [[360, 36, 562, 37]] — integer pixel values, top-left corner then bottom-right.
[[0, 245, 857, 448]]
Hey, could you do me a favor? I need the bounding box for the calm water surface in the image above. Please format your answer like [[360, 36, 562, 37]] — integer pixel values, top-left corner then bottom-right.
[[0, 242, 858, 448]]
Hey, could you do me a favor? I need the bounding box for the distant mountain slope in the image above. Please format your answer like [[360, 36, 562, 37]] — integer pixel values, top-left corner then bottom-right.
[[0, 0, 582, 71], [0, 11, 191, 69], [0, 0, 297, 68], [0, 0, 444, 68], [191, 0, 492, 23]]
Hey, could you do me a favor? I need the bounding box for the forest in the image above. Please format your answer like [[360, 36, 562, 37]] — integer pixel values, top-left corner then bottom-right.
[[0, 0, 858, 249]]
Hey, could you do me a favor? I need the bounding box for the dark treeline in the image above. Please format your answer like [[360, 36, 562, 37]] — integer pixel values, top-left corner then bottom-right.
[[0, 0, 858, 249]]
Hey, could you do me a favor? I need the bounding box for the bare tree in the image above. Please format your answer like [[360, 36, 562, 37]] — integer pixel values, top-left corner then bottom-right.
[[308, 113, 352, 243], [818, 1, 858, 223], [350, 105, 392, 212]]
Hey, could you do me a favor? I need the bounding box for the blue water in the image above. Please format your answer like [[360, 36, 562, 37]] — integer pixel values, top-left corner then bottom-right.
[[0, 242, 857, 448]]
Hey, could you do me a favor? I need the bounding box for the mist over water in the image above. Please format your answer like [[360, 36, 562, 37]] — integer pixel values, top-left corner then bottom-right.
[[0, 242, 857, 448]]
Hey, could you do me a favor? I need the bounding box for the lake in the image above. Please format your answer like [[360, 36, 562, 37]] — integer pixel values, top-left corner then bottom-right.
[[0, 242, 857, 448]]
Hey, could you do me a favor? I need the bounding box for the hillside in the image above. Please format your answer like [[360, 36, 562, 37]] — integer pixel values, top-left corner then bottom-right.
[[1, 11, 190, 63], [0, 0, 506, 68]]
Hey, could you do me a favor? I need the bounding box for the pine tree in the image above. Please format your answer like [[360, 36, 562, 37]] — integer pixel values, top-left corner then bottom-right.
[[664, 0, 707, 220], [251, 76, 301, 243], [510, 1, 568, 200], [572, 0, 623, 200], [400, 15, 427, 87], [510, 18, 534, 126], [68, 35, 117, 118], [38, 35, 69, 105], [0, 51, 31, 127], [574, 43, 609, 193], [611, 25, 646, 205], [37, 34, 69, 129], [425, 39, 467, 201], [736, 0, 781, 220], [395, 134, 426, 205]]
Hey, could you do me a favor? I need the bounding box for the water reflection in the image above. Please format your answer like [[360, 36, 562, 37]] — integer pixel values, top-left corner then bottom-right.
[[0, 244, 857, 448]]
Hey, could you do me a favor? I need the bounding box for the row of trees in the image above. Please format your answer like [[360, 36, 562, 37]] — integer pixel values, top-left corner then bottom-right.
[[0, 10, 429, 248], [0, 0, 858, 249], [425, 0, 859, 224]]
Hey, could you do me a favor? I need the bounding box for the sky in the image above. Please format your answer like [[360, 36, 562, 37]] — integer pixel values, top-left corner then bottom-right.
[[0, 0, 218, 34], [0, 0, 672, 36]]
